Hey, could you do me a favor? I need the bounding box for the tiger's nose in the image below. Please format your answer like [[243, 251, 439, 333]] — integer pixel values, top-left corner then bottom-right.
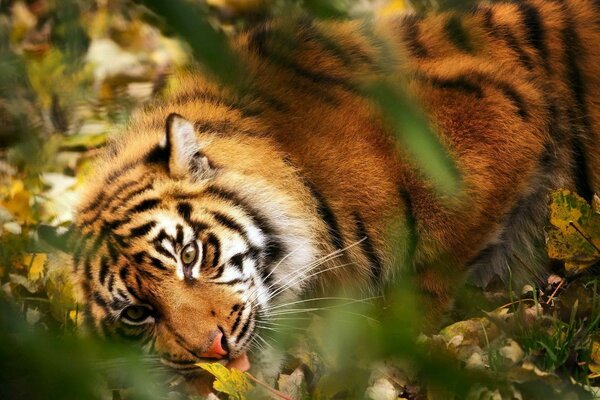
[[199, 332, 228, 359]]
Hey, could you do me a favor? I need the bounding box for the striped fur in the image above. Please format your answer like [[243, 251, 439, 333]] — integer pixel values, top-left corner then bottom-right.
[[73, 0, 600, 376]]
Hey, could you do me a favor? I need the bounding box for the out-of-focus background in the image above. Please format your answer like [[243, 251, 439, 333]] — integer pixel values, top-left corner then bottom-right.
[[1, 1, 600, 399]]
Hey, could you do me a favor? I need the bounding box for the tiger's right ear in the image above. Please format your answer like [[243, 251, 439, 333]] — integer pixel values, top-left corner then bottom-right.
[[161, 113, 216, 180], [37, 224, 74, 253]]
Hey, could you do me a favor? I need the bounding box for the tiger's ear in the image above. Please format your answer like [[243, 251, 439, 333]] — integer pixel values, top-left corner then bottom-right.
[[163, 113, 215, 180], [37, 224, 74, 253]]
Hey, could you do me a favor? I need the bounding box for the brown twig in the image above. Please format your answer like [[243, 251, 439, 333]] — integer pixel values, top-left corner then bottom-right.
[[546, 279, 565, 305]]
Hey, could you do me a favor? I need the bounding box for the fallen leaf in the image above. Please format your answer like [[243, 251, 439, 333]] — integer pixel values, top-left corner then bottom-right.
[[198, 362, 253, 400], [546, 189, 600, 274], [25, 253, 47, 281], [0, 180, 32, 223], [498, 339, 525, 365]]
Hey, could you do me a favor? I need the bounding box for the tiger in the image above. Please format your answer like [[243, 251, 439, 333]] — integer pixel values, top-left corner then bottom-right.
[[41, 0, 600, 392]]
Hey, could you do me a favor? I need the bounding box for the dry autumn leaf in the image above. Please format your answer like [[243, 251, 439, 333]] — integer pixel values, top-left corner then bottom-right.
[[546, 189, 600, 274]]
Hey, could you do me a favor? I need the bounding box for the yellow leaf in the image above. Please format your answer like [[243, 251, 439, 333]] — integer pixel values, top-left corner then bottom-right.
[[0, 180, 32, 223], [546, 189, 600, 274], [197, 362, 253, 400], [24, 253, 47, 281], [378, 0, 406, 15]]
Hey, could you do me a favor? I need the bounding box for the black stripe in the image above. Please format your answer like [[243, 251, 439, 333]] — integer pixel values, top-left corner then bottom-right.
[[133, 251, 146, 264], [399, 189, 418, 266], [306, 182, 345, 251], [211, 211, 246, 237], [107, 273, 115, 292], [425, 75, 484, 97], [107, 181, 154, 214], [84, 257, 93, 280], [489, 78, 528, 119], [402, 14, 428, 58], [299, 17, 375, 69], [518, 2, 549, 69], [93, 292, 108, 310], [105, 160, 140, 183], [479, 7, 534, 71], [247, 25, 356, 97], [99, 256, 110, 285], [129, 221, 157, 239], [206, 233, 221, 269], [560, 8, 594, 201], [421, 73, 528, 118], [229, 253, 244, 272], [352, 212, 383, 283], [119, 266, 129, 281], [128, 198, 160, 215], [204, 186, 285, 265], [79, 191, 106, 213], [177, 202, 192, 221], [88, 230, 107, 259], [445, 14, 474, 53], [176, 224, 184, 246], [212, 264, 225, 280], [230, 303, 242, 316], [135, 274, 144, 293], [79, 178, 151, 226], [125, 284, 143, 301], [108, 180, 153, 210], [171, 88, 260, 118], [230, 305, 244, 334], [236, 308, 254, 343], [107, 241, 118, 263], [149, 256, 168, 271], [145, 144, 169, 165], [153, 241, 176, 261], [136, 267, 159, 281], [104, 217, 131, 231]]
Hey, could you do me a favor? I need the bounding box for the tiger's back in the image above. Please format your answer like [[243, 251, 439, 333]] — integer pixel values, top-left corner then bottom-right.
[[69, 0, 600, 381]]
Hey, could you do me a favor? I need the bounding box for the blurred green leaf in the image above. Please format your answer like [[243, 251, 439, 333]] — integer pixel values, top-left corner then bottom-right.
[[367, 82, 462, 195], [139, 0, 247, 89]]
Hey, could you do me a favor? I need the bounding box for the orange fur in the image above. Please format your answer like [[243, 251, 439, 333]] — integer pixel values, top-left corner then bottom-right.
[[72, 0, 599, 377]]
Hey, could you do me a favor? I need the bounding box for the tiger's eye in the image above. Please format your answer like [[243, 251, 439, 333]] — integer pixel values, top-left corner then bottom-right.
[[122, 305, 151, 323], [181, 242, 198, 266]]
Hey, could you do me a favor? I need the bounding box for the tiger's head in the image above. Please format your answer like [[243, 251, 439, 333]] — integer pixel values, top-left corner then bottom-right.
[[55, 112, 320, 374]]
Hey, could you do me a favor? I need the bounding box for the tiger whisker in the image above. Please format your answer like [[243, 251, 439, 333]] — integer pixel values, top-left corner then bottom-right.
[[255, 332, 275, 348], [252, 239, 366, 306], [265, 297, 378, 315], [256, 322, 306, 332], [255, 324, 281, 333], [264, 295, 381, 312], [243, 246, 302, 303], [264, 261, 357, 303]]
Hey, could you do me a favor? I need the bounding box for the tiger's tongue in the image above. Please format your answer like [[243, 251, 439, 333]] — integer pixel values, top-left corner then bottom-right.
[[225, 353, 250, 372]]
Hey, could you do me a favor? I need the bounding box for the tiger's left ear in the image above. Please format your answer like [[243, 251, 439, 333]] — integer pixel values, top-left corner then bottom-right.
[[163, 113, 215, 180]]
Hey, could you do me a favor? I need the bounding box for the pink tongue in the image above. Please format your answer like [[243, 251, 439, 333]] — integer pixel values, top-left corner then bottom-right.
[[225, 353, 250, 372]]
